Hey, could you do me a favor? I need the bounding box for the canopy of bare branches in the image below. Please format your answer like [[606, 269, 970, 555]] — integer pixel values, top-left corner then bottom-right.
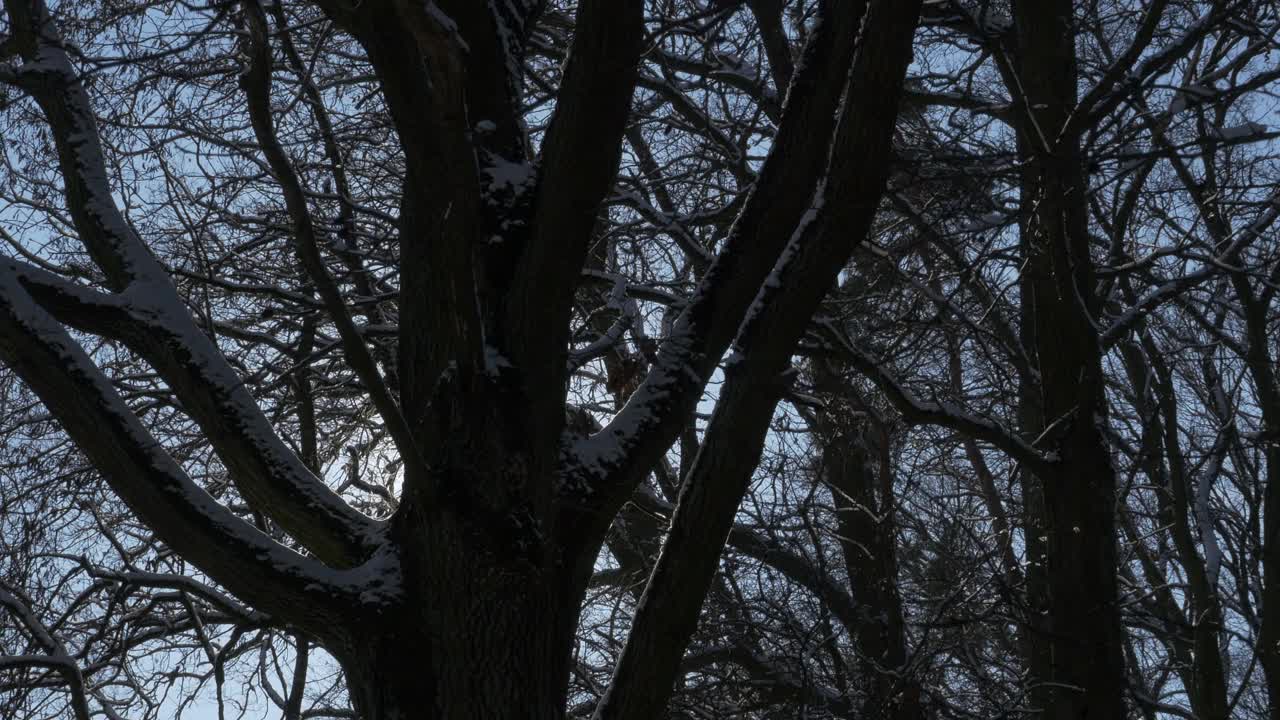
[[0, 0, 1277, 718]]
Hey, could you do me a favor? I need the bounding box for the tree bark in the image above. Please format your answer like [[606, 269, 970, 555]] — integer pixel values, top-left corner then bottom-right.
[[1008, 1, 1127, 717], [337, 583, 574, 719], [810, 361, 922, 719]]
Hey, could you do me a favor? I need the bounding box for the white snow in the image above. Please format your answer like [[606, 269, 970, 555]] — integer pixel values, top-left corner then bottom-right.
[[1210, 122, 1269, 141], [482, 155, 535, 194]]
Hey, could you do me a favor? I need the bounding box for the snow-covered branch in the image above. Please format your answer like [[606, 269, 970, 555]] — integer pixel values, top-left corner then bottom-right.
[[2, 0, 381, 566], [0, 263, 400, 633]]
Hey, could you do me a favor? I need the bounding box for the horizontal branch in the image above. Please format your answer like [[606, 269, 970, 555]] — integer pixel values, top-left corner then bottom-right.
[[817, 319, 1057, 474]]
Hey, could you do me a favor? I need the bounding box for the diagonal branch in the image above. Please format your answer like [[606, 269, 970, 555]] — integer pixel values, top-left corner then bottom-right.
[[592, 1, 923, 715], [816, 319, 1057, 474], [238, 0, 421, 476], [569, 0, 871, 517], [502, 0, 645, 435], [0, 264, 399, 635], [316, 3, 487, 439], [1070, 2, 1235, 134], [1, 0, 380, 566], [1070, 0, 1170, 128]]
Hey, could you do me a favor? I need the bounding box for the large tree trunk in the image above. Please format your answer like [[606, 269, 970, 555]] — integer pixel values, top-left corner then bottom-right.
[[336, 528, 581, 719], [0, 1, 916, 718], [340, 609, 567, 720]]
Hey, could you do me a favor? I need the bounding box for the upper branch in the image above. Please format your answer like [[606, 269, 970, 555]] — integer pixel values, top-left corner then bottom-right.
[[1, 0, 380, 566], [816, 320, 1056, 474], [238, 0, 422, 476], [592, 0, 923, 715], [1070, 2, 1235, 134], [502, 0, 645, 425], [568, 0, 869, 513]]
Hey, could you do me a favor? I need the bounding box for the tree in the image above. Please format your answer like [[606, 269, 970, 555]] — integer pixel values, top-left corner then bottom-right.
[[0, 0, 921, 716]]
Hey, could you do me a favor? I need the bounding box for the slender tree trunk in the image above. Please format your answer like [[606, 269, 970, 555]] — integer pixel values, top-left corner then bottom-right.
[[1263, 441, 1280, 720], [814, 365, 922, 719], [1117, 339, 1229, 720], [830, 441, 921, 719], [1009, 1, 1127, 717]]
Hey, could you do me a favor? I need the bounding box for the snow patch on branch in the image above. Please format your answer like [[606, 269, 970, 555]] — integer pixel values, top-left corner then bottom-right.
[[0, 267, 400, 605], [1209, 122, 1270, 141]]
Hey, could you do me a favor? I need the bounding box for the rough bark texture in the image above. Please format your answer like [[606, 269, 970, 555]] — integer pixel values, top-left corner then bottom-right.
[[335, 564, 574, 719]]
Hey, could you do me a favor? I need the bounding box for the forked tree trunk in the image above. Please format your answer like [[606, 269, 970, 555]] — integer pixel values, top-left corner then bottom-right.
[[0, 2, 919, 718]]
